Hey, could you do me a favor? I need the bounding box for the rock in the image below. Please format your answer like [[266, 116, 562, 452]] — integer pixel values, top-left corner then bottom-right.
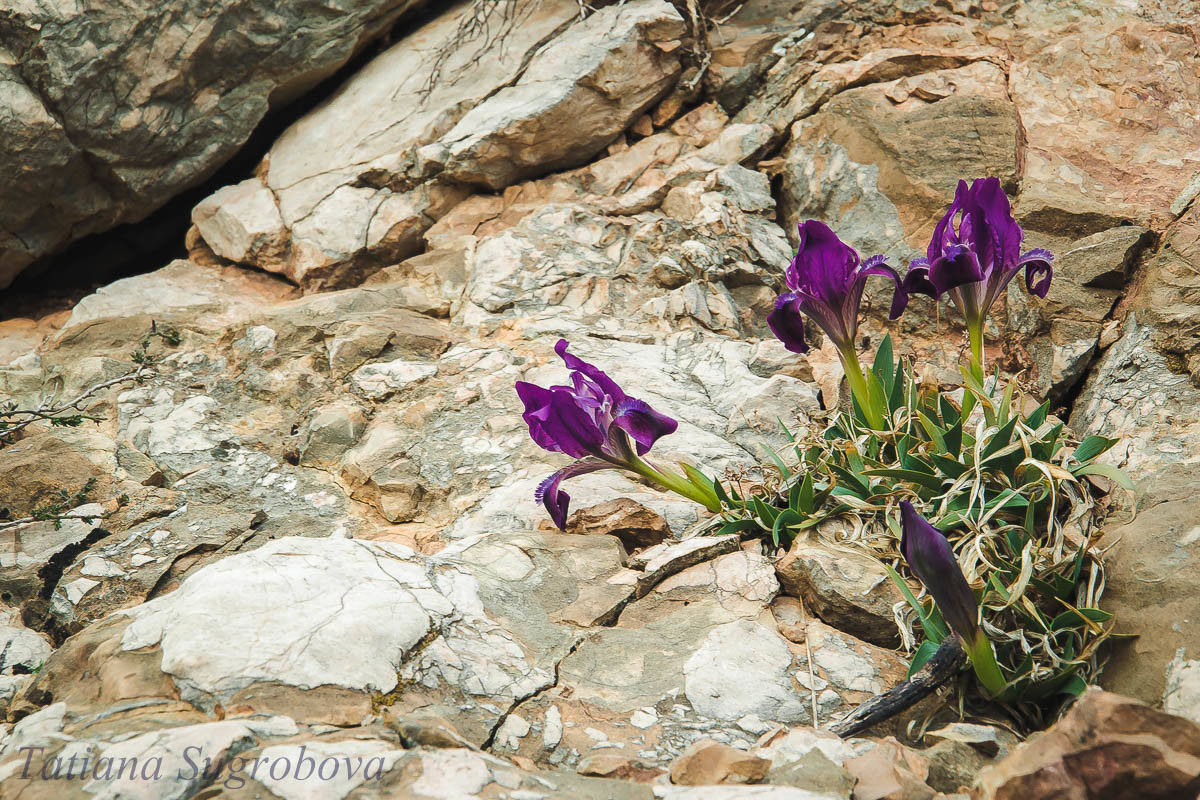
[[973, 688, 1200, 799], [669, 739, 771, 785], [843, 738, 934, 800], [775, 538, 902, 647], [1163, 648, 1200, 725], [1010, 19, 1200, 236], [1007, 225, 1151, 399], [0, 432, 113, 517], [563, 498, 672, 551], [780, 58, 1017, 259], [0, 0, 429, 287], [192, 0, 685, 289], [1092, 464, 1200, 705], [428, 0, 685, 190]]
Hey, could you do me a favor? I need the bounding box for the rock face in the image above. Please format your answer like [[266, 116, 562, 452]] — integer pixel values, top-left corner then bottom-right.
[[0, 0, 430, 288], [191, 0, 686, 289], [3, 0, 1200, 797], [974, 689, 1200, 799]]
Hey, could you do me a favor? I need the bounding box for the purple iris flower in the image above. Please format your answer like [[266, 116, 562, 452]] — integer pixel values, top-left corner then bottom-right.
[[899, 501, 1009, 695], [767, 220, 908, 356], [899, 501, 979, 644], [515, 340, 691, 529], [903, 178, 1053, 343]]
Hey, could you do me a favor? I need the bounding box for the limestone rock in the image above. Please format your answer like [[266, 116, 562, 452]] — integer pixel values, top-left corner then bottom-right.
[[563, 498, 672, 551], [0, 0, 429, 287], [973, 688, 1200, 799], [669, 739, 771, 785], [775, 539, 902, 647]]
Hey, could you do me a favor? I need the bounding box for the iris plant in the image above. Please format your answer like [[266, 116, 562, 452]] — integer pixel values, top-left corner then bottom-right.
[[767, 220, 908, 430], [903, 178, 1053, 382], [899, 501, 1007, 696], [516, 340, 721, 529]]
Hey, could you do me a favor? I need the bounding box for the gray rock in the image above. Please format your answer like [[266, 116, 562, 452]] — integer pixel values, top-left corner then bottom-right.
[[0, 0, 429, 287]]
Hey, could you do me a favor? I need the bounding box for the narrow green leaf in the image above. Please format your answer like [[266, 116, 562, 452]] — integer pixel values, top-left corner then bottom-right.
[[1050, 607, 1112, 631], [906, 640, 941, 679], [796, 471, 815, 515], [930, 454, 969, 479], [1072, 435, 1120, 465], [873, 334, 895, 392], [1073, 462, 1135, 490], [981, 416, 1020, 459], [1025, 400, 1050, 429], [916, 412, 947, 452], [864, 468, 946, 492]]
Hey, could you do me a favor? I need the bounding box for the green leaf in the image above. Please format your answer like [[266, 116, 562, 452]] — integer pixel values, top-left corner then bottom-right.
[[944, 421, 963, 459], [715, 518, 763, 536], [916, 412, 947, 452], [1050, 607, 1113, 631], [772, 508, 804, 547], [873, 334, 895, 392], [761, 443, 791, 478], [714, 479, 741, 507], [1025, 400, 1050, 429], [938, 393, 961, 428], [1060, 674, 1089, 698], [1073, 462, 1135, 490], [828, 464, 870, 498], [1072, 435, 1120, 465], [864, 468, 946, 493], [930, 454, 968, 479], [681, 463, 716, 495], [749, 496, 780, 528], [981, 416, 1020, 460], [906, 640, 941, 679], [795, 471, 815, 515]]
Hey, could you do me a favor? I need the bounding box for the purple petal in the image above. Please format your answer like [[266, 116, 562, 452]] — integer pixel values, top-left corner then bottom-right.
[[555, 339, 627, 404], [516, 382, 606, 459], [788, 220, 861, 303], [857, 257, 909, 321], [966, 177, 1022, 273], [767, 293, 809, 354], [612, 397, 678, 456], [927, 180, 970, 263], [927, 243, 985, 295], [899, 501, 979, 643], [536, 460, 611, 529], [1020, 249, 1053, 299]]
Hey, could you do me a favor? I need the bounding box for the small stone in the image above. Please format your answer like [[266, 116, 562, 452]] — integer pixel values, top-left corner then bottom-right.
[[64, 577, 101, 604], [564, 497, 671, 551], [669, 738, 771, 785]]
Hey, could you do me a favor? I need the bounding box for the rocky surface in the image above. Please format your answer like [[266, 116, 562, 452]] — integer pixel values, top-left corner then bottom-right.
[[2, 0, 1200, 798], [0, 0, 431, 288]]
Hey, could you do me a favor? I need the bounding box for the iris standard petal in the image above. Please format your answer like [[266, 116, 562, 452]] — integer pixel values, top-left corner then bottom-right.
[[555, 339, 627, 403], [899, 501, 980, 643], [789, 220, 861, 303], [1020, 249, 1054, 299], [767, 293, 809, 354], [612, 397, 678, 456], [535, 460, 611, 529]]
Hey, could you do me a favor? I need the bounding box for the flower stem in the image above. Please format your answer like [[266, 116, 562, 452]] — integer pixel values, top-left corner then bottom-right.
[[628, 457, 722, 513], [967, 319, 986, 387], [963, 630, 1007, 697], [838, 346, 885, 430]]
